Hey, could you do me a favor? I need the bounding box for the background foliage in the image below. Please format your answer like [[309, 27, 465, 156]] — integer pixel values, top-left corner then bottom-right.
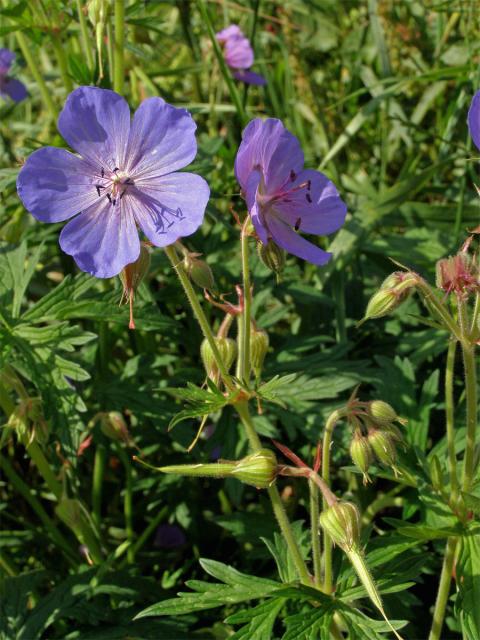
[[0, 1, 479, 638]]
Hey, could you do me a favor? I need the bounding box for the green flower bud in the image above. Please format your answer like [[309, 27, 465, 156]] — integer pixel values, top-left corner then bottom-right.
[[250, 326, 269, 379], [201, 337, 237, 379], [231, 449, 277, 488], [350, 432, 373, 484], [7, 398, 49, 446], [429, 455, 443, 492], [257, 240, 286, 276], [368, 428, 398, 468], [184, 254, 215, 290], [100, 411, 133, 446], [368, 400, 398, 425], [319, 501, 361, 551], [361, 272, 417, 322]]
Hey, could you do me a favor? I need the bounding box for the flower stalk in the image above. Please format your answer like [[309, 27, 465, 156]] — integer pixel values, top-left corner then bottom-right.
[[113, 0, 125, 94]]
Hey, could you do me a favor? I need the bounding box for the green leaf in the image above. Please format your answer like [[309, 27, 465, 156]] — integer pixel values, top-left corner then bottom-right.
[[456, 531, 480, 640], [166, 381, 235, 430], [0, 571, 44, 639], [225, 598, 285, 640]]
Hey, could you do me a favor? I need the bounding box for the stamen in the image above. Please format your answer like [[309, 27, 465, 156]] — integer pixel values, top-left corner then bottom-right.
[[101, 168, 105, 178], [307, 180, 311, 191], [95, 185, 103, 197], [290, 169, 296, 182], [294, 217, 301, 231], [306, 193, 312, 203], [106, 193, 112, 203], [113, 167, 119, 173]]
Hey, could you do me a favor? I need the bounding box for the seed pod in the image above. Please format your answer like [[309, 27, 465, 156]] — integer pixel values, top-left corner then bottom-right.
[[119, 243, 151, 329], [257, 240, 286, 276], [250, 326, 269, 379], [200, 337, 237, 379], [368, 428, 398, 467], [350, 432, 373, 484], [361, 272, 417, 322], [183, 254, 215, 290], [319, 501, 361, 551], [231, 449, 277, 488]]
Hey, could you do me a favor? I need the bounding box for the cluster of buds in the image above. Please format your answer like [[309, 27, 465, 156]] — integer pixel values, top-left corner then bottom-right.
[[137, 447, 278, 490], [360, 271, 418, 323], [7, 397, 49, 446], [348, 399, 406, 483]]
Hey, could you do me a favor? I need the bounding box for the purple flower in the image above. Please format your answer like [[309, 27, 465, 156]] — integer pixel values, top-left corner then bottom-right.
[[0, 49, 27, 103], [215, 24, 266, 86], [154, 524, 186, 549], [17, 87, 209, 278], [235, 118, 347, 265], [468, 90, 480, 151]]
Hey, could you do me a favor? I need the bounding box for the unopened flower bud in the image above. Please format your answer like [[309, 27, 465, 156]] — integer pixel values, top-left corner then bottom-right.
[[368, 428, 398, 469], [435, 253, 478, 298], [100, 411, 133, 446], [119, 243, 151, 329], [250, 326, 269, 379], [319, 501, 361, 550], [350, 432, 373, 484], [231, 448, 277, 488], [362, 272, 417, 322], [368, 400, 406, 427], [429, 455, 443, 492], [201, 337, 237, 380], [257, 240, 286, 276], [183, 253, 215, 290]]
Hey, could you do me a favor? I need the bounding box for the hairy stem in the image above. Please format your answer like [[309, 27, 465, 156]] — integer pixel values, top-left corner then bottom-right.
[[165, 244, 234, 389], [461, 341, 477, 493], [322, 409, 341, 594], [113, 0, 125, 94], [428, 537, 458, 640], [92, 444, 106, 529], [309, 478, 322, 587], [240, 220, 252, 382], [445, 339, 458, 499], [116, 446, 134, 563]]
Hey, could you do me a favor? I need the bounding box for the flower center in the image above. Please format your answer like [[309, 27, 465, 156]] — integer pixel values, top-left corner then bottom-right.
[[256, 167, 312, 229], [94, 166, 134, 206]]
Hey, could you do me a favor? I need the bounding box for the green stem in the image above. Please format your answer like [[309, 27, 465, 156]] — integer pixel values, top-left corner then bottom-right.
[[117, 446, 134, 563], [50, 32, 73, 92], [76, 0, 95, 72], [445, 339, 458, 499], [196, 0, 247, 125], [26, 441, 63, 499], [460, 341, 477, 493], [0, 549, 18, 576], [240, 221, 252, 382], [236, 401, 310, 584], [113, 0, 125, 94], [120, 506, 168, 567], [92, 444, 106, 529], [416, 280, 462, 341], [322, 409, 342, 594], [164, 244, 234, 389], [309, 478, 322, 587], [15, 31, 57, 120], [0, 453, 77, 563], [428, 537, 458, 640]]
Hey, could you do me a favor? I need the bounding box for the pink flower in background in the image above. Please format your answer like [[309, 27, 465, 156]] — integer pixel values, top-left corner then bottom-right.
[[0, 49, 27, 103], [215, 24, 266, 86]]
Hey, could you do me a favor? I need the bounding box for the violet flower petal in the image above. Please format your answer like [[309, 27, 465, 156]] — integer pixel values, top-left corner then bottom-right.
[[274, 169, 347, 235], [0, 48, 14, 75], [130, 172, 209, 247], [467, 90, 480, 151], [17, 147, 98, 223], [2, 77, 27, 102], [224, 36, 254, 70], [233, 70, 267, 86], [235, 118, 304, 194], [267, 215, 332, 266], [126, 97, 197, 179], [216, 25, 243, 43], [59, 198, 140, 278], [58, 86, 131, 170], [244, 169, 268, 243]]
